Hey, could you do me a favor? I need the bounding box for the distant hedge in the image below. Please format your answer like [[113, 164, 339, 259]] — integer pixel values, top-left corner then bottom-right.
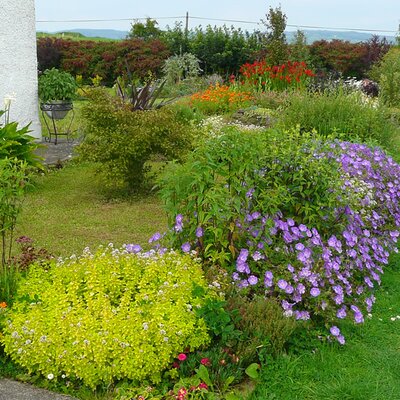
[[37, 34, 391, 85], [37, 37, 170, 85]]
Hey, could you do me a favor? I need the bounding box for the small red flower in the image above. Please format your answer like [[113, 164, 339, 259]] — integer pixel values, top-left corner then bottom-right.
[[177, 353, 187, 361], [0, 302, 7, 309], [200, 358, 211, 366]]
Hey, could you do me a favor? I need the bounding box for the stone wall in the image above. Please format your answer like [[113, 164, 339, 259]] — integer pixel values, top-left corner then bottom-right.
[[0, 0, 41, 139]]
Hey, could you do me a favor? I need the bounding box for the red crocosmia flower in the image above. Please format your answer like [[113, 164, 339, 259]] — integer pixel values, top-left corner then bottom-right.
[[200, 358, 211, 366], [177, 353, 187, 361]]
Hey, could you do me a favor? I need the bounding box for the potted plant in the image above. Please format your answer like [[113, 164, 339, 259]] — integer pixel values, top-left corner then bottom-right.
[[38, 68, 77, 119]]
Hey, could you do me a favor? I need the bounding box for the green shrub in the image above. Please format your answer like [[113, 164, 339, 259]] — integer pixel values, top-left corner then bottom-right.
[[1, 246, 211, 388], [159, 128, 345, 267], [278, 91, 398, 149], [78, 88, 198, 192], [162, 53, 201, 86], [228, 295, 297, 358], [370, 47, 400, 107]]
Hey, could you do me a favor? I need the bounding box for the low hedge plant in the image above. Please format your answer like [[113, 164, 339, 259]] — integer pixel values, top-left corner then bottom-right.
[[1, 246, 212, 388]]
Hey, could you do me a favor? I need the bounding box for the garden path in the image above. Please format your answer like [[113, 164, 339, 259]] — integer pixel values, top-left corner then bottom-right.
[[0, 378, 78, 399]]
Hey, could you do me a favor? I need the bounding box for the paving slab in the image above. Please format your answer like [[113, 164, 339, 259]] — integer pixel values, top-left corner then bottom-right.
[[0, 379, 78, 400], [35, 138, 80, 166]]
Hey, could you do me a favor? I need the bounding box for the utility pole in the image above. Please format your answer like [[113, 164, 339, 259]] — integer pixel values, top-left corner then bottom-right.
[[185, 11, 189, 38]]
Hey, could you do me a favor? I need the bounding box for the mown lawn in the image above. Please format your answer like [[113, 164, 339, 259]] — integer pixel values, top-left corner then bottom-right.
[[16, 162, 166, 257]]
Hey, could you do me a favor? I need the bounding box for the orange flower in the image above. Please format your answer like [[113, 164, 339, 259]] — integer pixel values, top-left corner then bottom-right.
[[0, 302, 7, 309]]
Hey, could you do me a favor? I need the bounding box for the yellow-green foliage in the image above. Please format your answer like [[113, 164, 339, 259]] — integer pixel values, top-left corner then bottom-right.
[[1, 246, 211, 388]]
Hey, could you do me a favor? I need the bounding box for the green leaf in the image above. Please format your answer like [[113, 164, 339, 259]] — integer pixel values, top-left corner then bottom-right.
[[195, 364, 213, 387], [245, 363, 260, 379]]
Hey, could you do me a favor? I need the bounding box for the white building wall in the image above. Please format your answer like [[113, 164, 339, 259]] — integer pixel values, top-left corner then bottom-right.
[[0, 0, 41, 140]]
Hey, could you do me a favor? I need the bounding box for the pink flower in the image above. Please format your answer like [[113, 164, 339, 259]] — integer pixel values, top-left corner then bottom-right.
[[177, 353, 187, 361], [200, 358, 211, 366], [198, 382, 208, 390], [177, 387, 187, 399]]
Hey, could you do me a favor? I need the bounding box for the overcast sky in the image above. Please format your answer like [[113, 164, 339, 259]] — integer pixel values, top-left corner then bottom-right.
[[35, 0, 399, 35]]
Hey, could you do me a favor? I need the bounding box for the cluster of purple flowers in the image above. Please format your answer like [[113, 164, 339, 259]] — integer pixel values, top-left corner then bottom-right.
[[131, 141, 399, 345], [231, 142, 399, 343]]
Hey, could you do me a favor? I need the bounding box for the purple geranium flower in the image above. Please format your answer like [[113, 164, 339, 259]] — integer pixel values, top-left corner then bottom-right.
[[181, 242, 191, 253], [125, 244, 142, 253]]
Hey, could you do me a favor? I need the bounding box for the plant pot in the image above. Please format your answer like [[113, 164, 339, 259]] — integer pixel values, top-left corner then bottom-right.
[[40, 101, 73, 120]]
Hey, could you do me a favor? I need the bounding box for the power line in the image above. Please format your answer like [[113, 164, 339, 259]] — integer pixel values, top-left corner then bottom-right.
[[36, 14, 398, 34], [286, 24, 396, 33], [189, 16, 260, 25], [36, 16, 186, 23]]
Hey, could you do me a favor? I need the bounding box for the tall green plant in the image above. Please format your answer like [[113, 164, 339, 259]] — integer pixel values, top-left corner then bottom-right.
[[0, 158, 29, 269]]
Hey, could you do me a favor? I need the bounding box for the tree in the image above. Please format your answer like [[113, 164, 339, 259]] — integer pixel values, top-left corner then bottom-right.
[[289, 29, 311, 63], [261, 6, 288, 65], [127, 18, 162, 41]]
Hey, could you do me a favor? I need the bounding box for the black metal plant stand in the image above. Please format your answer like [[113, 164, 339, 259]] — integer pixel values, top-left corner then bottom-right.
[[40, 102, 75, 145]]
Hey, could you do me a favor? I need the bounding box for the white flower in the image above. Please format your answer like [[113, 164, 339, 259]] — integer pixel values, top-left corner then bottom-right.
[[47, 373, 54, 380], [3, 93, 16, 108]]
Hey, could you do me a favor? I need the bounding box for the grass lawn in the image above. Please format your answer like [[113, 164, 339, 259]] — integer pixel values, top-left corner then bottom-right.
[[16, 162, 166, 257], [251, 252, 400, 400]]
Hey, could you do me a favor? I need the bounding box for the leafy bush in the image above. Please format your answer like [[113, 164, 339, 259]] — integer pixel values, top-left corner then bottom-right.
[[36, 38, 170, 85], [36, 37, 62, 72], [78, 88, 197, 192], [159, 128, 345, 266], [278, 91, 398, 149], [310, 40, 369, 78], [229, 295, 297, 358], [163, 53, 201, 86], [158, 129, 400, 342], [179, 25, 262, 75], [370, 47, 400, 107], [190, 84, 253, 115], [1, 246, 212, 388]]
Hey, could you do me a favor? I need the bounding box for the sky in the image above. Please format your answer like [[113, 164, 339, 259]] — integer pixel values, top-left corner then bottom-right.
[[35, 0, 400, 35]]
